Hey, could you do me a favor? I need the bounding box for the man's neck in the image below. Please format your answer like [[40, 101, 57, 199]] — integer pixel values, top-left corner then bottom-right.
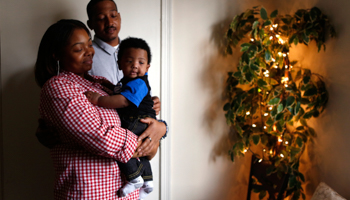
[[95, 36, 120, 47]]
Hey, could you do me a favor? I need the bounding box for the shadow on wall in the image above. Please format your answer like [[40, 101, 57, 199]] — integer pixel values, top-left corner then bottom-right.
[[2, 67, 54, 199]]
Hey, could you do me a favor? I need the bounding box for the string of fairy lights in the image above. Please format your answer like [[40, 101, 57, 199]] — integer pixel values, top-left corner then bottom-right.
[[241, 23, 296, 163]]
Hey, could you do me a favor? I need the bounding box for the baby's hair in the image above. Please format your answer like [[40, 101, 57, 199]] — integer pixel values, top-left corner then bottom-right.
[[118, 37, 152, 64], [87, 0, 118, 19]]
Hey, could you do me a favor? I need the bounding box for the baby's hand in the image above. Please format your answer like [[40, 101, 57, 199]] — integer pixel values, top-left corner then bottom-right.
[[84, 91, 101, 105]]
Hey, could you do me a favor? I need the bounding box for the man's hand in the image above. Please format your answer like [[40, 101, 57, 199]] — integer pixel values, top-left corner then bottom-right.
[[152, 96, 161, 115]]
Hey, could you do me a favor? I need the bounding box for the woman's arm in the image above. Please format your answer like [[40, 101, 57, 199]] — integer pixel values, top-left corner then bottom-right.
[[40, 77, 138, 163]]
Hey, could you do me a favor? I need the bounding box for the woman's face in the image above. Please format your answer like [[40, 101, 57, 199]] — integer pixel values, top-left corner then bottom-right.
[[60, 28, 95, 77]]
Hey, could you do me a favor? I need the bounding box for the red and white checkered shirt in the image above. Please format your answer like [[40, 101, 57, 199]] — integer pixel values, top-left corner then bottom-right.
[[39, 71, 139, 199]]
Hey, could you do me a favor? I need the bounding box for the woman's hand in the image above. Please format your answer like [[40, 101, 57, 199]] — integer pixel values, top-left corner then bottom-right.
[[136, 118, 166, 156]]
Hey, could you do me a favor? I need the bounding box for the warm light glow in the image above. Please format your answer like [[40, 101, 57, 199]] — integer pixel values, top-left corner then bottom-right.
[[263, 126, 267, 129], [271, 58, 276, 62], [280, 153, 284, 158], [285, 84, 288, 87], [264, 113, 269, 116], [273, 24, 278, 28], [269, 36, 273, 40], [285, 65, 288, 69], [290, 65, 293, 68], [274, 65, 278, 69], [252, 124, 257, 127], [266, 92, 269, 94], [276, 34, 280, 38], [278, 137, 283, 142], [273, 125, 277, 131], [263, 149, 266, 152], [270, 27, 274, 31], [278, 52, 282, 56], [269, 149, 273, 154], [269, 107, 273, 111], [244, 149, 248, 153], [283, 53, 287, 57], [285, 141, 289, 144], [250, 38, 254, 42], [258, 159, 263, 163], [246, 111, 250, 115]]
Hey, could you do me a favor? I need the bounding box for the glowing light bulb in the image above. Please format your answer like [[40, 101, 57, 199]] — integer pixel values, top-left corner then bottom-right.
[[278, 137, 283, 142], [269, 107, 273, 111], [285, 141, 289, 144], [264, 113, 269, 116], [274, 65, 278, 69], [283, 53, 287, 57], [271, 58, 276, 62], [276, 34, 280, 38], [263, 126, 267, 129], [250, 38, 254, 42], [290, 65, 293, 69], [273, 125, 277, 131], [285, 84, 288, 87], [252, 124, 257, 127], [246, 111, 250, 115], [266, 91, 269, 94], [269, 36, 273, 40], [258, 159, 263, 163], [280, 153, 284, 158], [278, 52, 282, 56], [263, 149, 266, 152], [285, 65, 288, 69], [285, 77, 289, 81], [273, 24, 278, 28], [244, 149, 248, 153], [270, 27, 274, 31]]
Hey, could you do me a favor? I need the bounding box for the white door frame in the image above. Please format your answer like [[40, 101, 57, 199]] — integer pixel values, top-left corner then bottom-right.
[[160, 0, 172, 199]]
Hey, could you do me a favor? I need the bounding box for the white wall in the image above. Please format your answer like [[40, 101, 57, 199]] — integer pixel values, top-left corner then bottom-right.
[[0, 0, 162, 199], [170, 0, 350, 199], [2, 0, 350, 199]]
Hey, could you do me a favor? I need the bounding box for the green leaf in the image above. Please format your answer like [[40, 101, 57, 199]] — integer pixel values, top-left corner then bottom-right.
[[241, 43, 252, 52], [268, 97, 280, 105], [296, 136, 303, 147], [260, 7, 268, 20], [265, 50, 272, 62], [270, 10, 278, 18], [304, 87, 317, 96], [286, 96, 295, 107], [295, 101, 301, 114], [257, 79, 267, 88], [277, 103, 284, 113], [252, 21, 260, 30], [259, 190, 267, 199], [235, 123, 243, 137], [276, 113, 284, 121], [303, 76, 310, 84], [223, 103, 231, 111], [276, 122, 283, 132], [266, 117, 274, 126], [251, 135, 260, 145]]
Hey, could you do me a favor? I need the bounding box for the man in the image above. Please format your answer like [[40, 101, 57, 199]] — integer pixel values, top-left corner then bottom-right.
[[86, 0, 161, 112], [87, 0, 122, 85]]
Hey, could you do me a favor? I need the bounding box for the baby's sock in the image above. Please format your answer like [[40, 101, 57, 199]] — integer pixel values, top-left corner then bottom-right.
[[119, 176, 144, 197], [139, 181, 154, 200]]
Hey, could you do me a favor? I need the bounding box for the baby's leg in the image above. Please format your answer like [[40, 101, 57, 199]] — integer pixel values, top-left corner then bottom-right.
[[139, 180, 154, 200], [119, 176, 144, 197]]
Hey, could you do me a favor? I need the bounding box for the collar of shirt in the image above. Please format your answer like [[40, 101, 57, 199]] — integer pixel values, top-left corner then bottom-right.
[[93, 35, 120, 55]]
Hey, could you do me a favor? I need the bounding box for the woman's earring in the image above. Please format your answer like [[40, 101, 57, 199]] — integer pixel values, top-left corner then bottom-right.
[[57, 60, 60, 76]]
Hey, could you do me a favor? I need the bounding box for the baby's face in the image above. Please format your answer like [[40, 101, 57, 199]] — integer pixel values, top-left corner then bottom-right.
[[119, 48, 150, 78]]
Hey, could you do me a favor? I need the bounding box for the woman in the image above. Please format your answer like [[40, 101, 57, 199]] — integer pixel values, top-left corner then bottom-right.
[[35, 19, 166, 199]]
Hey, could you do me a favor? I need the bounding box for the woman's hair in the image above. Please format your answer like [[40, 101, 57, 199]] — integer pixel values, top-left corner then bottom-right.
[[35, 19, 91, 87], [87, 0, 117, 19], [117, 37, 152, 64]]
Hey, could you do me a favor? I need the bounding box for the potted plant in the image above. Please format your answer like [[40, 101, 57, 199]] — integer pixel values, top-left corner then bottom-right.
[[223, 6, 335, 200]]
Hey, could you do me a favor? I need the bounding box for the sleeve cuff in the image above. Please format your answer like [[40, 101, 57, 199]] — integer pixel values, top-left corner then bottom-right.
[[157, 119, 168, 140]]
